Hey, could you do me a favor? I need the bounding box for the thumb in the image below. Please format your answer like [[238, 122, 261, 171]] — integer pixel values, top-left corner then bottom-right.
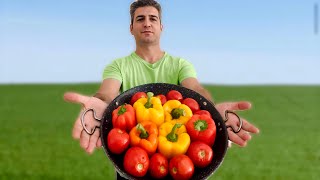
[[63, 92, 90, 105]]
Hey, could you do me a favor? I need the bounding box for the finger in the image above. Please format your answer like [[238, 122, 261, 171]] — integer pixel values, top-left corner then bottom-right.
[[63, 92, 90, 105], [80, 130, 90, 151], [96, 137, 102, 147], [86, 129, 101, 154], [236, 128, 252, 141], [72, 117, 83, 139], [225, 112, 241, 129], [226, 101, 252, 111], [241, 119, 260, 134], [228, 128, 247, 147]]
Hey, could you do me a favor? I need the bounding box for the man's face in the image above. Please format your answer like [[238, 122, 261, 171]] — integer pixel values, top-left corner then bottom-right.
[[130, 6, 163, 45]]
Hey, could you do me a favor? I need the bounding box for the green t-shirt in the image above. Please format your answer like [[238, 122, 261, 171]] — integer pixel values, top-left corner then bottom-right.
[[103, 52, 197, 92]]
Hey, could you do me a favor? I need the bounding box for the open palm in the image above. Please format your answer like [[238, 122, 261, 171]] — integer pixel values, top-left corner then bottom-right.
[[215, 101, 259, 147], [64, 92, 108, 154]]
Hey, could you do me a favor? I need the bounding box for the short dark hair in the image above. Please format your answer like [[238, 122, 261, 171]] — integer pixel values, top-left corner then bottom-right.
[[130, 0, 162, 25]]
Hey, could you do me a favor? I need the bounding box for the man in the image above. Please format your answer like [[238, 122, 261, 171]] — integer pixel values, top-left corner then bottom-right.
[[64, 0, 259, 162]]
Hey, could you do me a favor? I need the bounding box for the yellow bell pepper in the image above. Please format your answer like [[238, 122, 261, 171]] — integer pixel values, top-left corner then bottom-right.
[[158, 122, 190, 159], [133, 92, 164, 127], [163, 100, 193, 125]]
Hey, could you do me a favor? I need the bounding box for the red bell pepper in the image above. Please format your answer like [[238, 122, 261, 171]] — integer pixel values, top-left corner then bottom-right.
[[194, 110, 212, 118], [185, 114, 216, 146], [112, 104, 136, 132]]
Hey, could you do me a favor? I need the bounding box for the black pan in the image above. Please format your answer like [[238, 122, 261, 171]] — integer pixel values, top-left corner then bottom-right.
[[100, 83, 228, 180]]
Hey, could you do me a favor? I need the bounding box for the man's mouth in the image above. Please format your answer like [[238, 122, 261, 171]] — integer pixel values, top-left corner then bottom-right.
[[142, 31, 153, 34]]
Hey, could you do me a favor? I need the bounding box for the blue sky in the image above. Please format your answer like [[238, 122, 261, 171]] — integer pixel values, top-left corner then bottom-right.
[[1, 0, 319, 84]]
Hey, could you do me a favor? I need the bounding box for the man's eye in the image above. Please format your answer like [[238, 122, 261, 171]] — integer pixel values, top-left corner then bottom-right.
[[151, 18, 157, 21]]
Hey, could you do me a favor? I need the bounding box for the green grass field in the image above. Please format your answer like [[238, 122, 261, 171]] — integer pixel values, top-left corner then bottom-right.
[[1, 84, 319, 180]]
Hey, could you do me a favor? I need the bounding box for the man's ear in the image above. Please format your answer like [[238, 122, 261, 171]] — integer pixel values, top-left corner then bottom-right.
[[160, 24, 163, 31], [130, 24, 133, 34]]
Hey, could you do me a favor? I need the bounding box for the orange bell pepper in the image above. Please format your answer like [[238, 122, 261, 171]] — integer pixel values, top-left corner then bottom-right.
[[129, 121, 159, 155]]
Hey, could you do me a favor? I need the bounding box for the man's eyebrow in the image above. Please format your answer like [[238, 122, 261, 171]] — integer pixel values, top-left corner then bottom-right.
[[135, 15, 159, 19], [149, 15, 159, 19], [135, 15, 145, 19]]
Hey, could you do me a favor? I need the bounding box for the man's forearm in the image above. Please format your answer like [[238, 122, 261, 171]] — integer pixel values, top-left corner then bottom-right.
[[93, 92, 114, 104], [197, 88, 215, 105]]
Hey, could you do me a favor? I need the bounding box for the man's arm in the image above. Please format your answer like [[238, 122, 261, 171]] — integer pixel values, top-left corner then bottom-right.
[[181, 77, 214, 103], [64, 78, 122, 154], [94, 78, 122, 103]]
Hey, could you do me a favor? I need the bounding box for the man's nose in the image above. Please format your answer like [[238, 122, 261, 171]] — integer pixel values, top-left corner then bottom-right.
[[144, 19, 151, 27]]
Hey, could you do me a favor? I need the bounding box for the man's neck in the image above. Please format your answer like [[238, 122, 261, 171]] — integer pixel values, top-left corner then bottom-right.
[[135, 45, 164, 64]]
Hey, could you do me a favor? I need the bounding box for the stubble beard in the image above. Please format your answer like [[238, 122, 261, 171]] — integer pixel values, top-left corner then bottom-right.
[[138, 36, 159, 46]]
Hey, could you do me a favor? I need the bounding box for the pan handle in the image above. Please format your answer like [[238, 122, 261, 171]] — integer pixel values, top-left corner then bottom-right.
[[81, 108, 102, 135], [224, 110, 243, 133]]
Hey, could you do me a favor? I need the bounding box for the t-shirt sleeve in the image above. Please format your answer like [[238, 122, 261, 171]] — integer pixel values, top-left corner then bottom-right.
[[102, 60, 123, 82], [178, 59, 197, 84]]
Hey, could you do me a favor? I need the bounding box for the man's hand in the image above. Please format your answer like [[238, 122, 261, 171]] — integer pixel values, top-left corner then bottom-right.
[[64, 92, 108, 154], [215, 101, 259, 147]]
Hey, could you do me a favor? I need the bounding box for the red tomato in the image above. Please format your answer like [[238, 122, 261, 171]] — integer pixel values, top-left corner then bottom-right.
[[169, 155, 194, 180], [194, 110, 212, 118], [130, 92, 147, 105], [123, 147, 149, 177], [149, 153, 169, 179], [166, 90, 183, 101], [182, 98, 200, 113], [187, 141, 213, 168], [107, 128, 130, 154], [155, 94, 167, 105]]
